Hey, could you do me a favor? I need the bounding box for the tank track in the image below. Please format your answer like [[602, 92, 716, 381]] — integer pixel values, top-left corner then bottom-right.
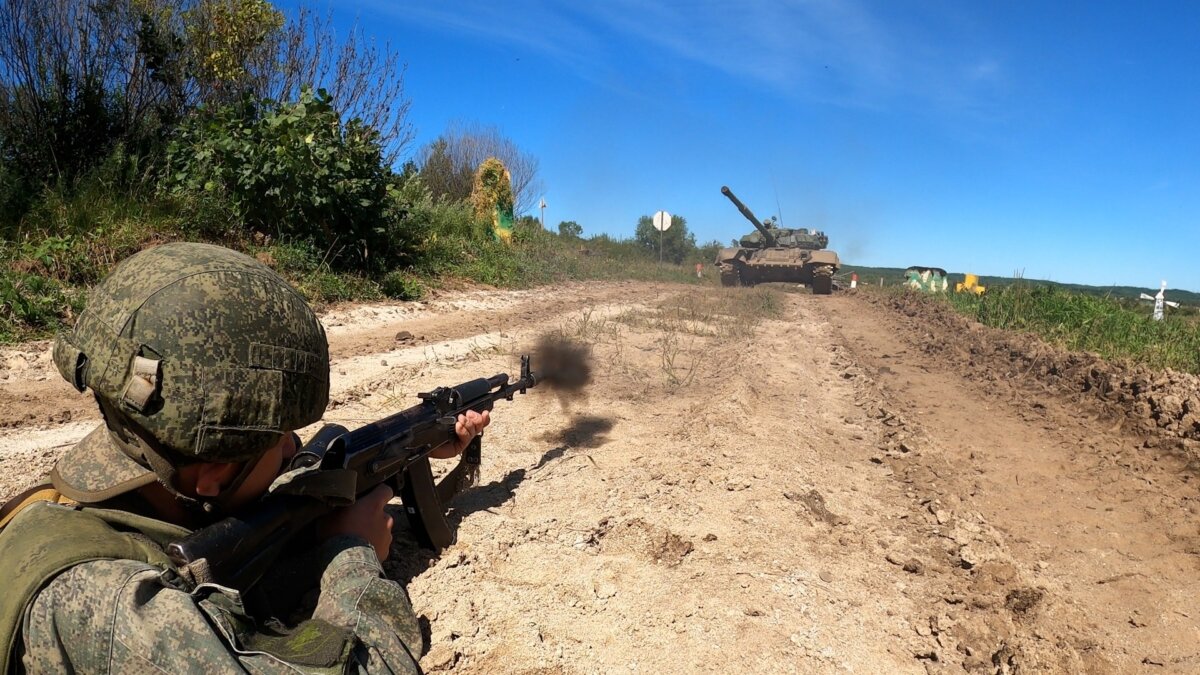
[[811, 265, 834, 295]]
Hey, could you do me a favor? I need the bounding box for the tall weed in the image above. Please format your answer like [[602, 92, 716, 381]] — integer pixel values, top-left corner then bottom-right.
[[946, 283, 1200, 374]]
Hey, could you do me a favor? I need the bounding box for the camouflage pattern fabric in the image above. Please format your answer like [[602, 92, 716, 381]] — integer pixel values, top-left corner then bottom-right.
[[4, 244, 424, 672], [0, 501, 185, 673], [904, 267, 950, 293], [4, 243, 429, 672], [18, 535, 423, 673], [49, 425, 159, 503], [0, 500, 422, 673], [49, 242, 330, 500]]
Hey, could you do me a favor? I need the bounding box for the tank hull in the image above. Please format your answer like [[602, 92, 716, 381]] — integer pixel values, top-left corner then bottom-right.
[[715, 247, 840, 294]]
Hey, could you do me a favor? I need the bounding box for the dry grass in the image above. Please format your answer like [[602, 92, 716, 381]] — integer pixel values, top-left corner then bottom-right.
[[555, 287, 785, 396]]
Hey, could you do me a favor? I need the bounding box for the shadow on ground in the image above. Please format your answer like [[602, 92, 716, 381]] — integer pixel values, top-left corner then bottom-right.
[[536, 414, 616, 449], [383, 418, 615, 590]]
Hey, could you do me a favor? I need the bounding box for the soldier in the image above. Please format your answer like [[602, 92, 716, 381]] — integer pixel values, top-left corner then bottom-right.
[[0, 242, 488, 673]]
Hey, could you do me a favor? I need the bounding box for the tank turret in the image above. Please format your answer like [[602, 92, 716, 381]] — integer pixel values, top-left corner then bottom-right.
[[721, 186, 777, 248], [715, 184, 841, 294], [773, 228, 828, 250]]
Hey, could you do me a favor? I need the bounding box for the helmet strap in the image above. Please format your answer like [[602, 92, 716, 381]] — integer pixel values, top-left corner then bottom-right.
[[100, 399, 267, 522], [206, 456, 264, 513]]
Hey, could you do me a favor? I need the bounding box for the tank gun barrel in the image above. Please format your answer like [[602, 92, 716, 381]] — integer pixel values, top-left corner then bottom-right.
[[721, 186, 777, 247]]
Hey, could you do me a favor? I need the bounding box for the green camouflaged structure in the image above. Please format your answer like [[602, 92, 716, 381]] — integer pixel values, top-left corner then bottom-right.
[[903, 266, 949, 293]]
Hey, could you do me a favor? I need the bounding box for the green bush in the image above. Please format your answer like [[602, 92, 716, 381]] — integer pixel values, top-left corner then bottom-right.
[[0, 163, 35, 236], [0, 270, 83, 340], [634, 213, 696, 264], [162, 88, 406, 271], [293, 271, 382, 305], [0, 75, 129, 197], [261, 239, 323, 274], [11, 180, 188, 285], [382, 172, 463, 269], [557, 220, 582, 238], [381, 270, 425, 300], [0, 147, 717, 342]]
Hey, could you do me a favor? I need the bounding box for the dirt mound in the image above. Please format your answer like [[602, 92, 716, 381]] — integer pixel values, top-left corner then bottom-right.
[[595, 517, 694, 566], [835, 289, 1200, 672], [864, 290, 1200, 454]]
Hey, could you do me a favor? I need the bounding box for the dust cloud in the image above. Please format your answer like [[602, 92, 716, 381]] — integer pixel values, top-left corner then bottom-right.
[[530, 332, 593, 402]]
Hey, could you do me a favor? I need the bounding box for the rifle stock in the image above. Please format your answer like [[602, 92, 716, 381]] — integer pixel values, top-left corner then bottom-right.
[[168, 355, 542, 590]]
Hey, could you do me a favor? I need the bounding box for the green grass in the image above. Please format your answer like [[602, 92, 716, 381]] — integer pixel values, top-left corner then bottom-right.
[[940, 282, 1200, 374], [0, 182, 195, 341], [841, 263, 1200, 305], [1, 190, 712, 344], [408, 224, 710, 291]]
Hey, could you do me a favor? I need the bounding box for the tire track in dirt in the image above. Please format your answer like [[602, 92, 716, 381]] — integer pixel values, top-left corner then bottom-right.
[[822, 292, 1200, 673], [392, 287, 943, 673], [0, 281, 671, 500], [7, 282, 1194, 673]]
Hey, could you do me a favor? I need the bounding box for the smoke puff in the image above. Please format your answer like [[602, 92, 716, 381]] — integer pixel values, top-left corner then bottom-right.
[[532, 333, 592, 393]]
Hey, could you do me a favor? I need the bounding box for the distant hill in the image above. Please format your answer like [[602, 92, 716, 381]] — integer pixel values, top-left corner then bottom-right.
[[838, 264, 1200, 306]]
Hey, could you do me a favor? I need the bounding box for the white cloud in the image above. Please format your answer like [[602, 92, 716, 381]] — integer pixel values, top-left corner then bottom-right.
[[371, 0, 1006, 113], [967, 59, 1001, 82]]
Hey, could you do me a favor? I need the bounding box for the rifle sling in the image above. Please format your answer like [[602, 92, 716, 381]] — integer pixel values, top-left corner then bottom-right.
[[435, 436, 481, 506]]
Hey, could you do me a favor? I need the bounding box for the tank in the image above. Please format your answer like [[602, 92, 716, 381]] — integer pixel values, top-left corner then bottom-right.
[[715, 186, 841, 294], [736, 221, 828, 250]]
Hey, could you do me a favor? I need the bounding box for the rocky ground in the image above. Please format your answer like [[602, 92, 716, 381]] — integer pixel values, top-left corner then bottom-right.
[[2, 281, 1198, 673]]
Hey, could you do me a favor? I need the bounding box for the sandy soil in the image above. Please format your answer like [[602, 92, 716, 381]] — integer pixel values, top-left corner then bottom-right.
[[2, 282, 1198, 673]]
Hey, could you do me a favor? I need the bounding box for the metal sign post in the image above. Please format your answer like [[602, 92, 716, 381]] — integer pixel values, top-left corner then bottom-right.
[[652, 210, 672, 265]]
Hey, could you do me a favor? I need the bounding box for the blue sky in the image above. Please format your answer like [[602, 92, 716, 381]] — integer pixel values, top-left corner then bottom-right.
[[301, 1, 1199, 291]]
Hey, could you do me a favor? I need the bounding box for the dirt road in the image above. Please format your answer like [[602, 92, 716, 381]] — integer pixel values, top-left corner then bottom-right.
[[2, 282, 1197, 673]]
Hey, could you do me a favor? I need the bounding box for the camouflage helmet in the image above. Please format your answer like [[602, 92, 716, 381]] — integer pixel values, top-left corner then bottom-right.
[[50, 243, 329, 502]]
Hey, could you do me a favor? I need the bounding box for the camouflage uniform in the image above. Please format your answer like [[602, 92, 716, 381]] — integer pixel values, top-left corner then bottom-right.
[[0, 244, 424, 674], [18, 529, 424, 673]]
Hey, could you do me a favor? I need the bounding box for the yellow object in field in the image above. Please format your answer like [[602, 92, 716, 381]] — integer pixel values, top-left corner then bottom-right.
[[956, 273, 987, 295]]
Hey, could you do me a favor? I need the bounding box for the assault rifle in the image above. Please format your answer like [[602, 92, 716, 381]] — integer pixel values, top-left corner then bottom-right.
[[167, 355, 543, 591]]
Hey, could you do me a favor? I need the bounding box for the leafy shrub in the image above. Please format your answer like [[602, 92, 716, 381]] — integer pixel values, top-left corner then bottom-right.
[[0, 72, 129, 195], [381, 270, 424, 300], [258, 239, 322, 274], [162, 87, 401, 270], [293, 271, 382, 304], [0, 163, 34, 234], [397, 173, 489, 275], [0, 270, 82, 338], [13, 176, 186, 285], [558, 220, 582, 238], [634, 213, 696, 264], [380, 173, 450, 269]]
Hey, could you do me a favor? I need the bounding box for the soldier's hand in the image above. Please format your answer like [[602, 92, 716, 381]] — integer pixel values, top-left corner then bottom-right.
[[429, 409, 491, 459], [317, 484, 395, 562]]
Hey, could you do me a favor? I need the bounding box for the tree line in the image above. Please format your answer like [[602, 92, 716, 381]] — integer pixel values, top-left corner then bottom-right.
[[0, 0, 717, 341], [558, 215, 722, 266], [0, 0, 544, 273]]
